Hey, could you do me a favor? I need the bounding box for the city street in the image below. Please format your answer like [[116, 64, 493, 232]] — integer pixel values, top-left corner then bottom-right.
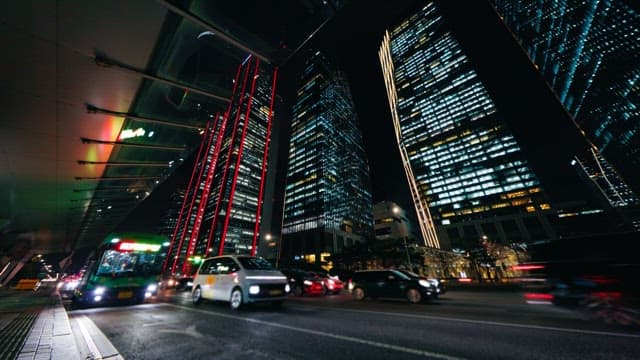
[[65, 290, 640, 360]]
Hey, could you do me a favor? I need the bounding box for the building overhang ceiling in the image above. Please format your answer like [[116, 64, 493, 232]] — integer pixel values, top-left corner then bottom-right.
[[1, 0, 343, 256]]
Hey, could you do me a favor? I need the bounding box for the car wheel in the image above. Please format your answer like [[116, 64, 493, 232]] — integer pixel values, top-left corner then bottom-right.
[[406, 288, 422, 304], [230, 288, 243, 310], [192, 287, 202, 305], [294, 285, 304, 297], [353, 287, 366, 301]]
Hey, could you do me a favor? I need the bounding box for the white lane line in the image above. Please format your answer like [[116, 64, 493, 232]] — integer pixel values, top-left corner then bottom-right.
[[291, 305, 640, 339], [75, 315, 124, 360], [76, 316, 102, 359], [165, 303, 465, 360]]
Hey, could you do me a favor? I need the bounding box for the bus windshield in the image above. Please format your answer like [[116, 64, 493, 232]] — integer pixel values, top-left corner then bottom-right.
[[96, 250, 161, 277]]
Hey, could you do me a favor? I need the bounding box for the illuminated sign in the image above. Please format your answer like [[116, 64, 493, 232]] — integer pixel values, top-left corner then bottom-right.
[[117, 242, 161, 252], [119, 128, 146, 140]]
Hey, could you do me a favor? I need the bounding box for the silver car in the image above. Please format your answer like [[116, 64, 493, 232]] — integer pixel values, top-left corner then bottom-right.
[[191, 255, 290, 310]]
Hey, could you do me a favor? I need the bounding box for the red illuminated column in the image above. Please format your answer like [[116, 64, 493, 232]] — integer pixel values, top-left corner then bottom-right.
[[251, 66, 278, 256]]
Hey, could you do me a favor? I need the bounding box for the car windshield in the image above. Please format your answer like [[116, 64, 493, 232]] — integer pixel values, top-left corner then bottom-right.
[[390, 270, 413, 280], [237, 257, 275, 270], [398, 270, 421, 278]]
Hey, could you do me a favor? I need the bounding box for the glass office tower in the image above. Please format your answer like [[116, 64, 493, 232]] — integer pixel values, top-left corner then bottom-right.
[[166, 56, 278, 275], [491, 0, 640, 196], [281, 51, 373, 264], [379, 2, 556, 250]]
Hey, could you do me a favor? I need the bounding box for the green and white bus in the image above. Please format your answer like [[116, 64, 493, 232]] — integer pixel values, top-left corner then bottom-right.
[[71, 232, 169, 308]]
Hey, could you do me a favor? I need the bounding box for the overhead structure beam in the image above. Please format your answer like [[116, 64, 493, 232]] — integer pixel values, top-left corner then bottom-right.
[[75, 176, 160, 181], [86, 104, 204, 131], [81, 137, 187, 151], [77, 160, 170, 167], [155, 0, 271, 64], [94, 53, 231, 103]]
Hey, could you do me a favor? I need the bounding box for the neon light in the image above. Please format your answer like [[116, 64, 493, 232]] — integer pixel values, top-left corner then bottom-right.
[[251, 66, 278, 256], [183, 113, 222, 273], [164, 122, 211, 274], [118, 128, 146, 140], [175, 122, 216, 274], [213, 59, 254, 256], [524, 293, 554, 301], [512, 264, 545, 271], [117, 242, 161, 252], [220, 58, 260, 256], [204, 64, 244, 258]]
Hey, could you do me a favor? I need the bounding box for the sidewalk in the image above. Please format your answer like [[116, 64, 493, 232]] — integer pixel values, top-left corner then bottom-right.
[[0, 285, 80, 360]]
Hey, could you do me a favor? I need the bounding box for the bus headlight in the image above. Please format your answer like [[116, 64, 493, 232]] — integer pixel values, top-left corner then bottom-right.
[[249, 285, 260, 295], [94, 286, 106, 295]]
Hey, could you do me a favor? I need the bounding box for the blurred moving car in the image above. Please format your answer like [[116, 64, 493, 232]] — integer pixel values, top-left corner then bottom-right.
[[58, 275, 82, 299], [311, 272, 344, 295], [176, 276, 194, 291], [396, 269, 446, 297], [350, 269, 435, 303], [192, 256, 290, 310], [280, 269, 325, 296]]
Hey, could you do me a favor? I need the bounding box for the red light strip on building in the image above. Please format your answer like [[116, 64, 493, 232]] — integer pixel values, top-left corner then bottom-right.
[[171, 121, 216, 274], [182, 113, 221, 274], [251, 66, 278, 256], [208, 58, 253, 256], [162, 121, 210, 274], [203, 64, 245, 258], [219, 58, 260, 256]]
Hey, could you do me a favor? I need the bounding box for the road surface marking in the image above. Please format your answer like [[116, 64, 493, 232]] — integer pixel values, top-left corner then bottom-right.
[[294, 305, 640, 339], [76, 316, 102, 359], [166, 303, 465, 360]]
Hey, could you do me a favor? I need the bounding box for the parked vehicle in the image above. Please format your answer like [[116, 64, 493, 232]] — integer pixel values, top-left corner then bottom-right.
[[350, 269, 435, 304], [280, 269, 325, 296], [192, 256, 289, 310]]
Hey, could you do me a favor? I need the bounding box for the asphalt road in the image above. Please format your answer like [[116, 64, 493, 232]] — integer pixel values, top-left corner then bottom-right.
[[66, 290, 640, 360]]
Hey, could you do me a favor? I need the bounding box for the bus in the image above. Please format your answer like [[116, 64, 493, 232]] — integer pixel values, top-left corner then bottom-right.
[[71, 232, 169, 308]]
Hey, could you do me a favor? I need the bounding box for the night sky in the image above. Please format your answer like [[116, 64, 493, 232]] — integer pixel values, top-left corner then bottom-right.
[[121, 0, 594, 233], [284, 0, 424, 214]]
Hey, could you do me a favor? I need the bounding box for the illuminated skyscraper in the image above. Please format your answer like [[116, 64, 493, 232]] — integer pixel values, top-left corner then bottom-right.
[[491, 0, 640, 195], [165, 56, 279, 275], [281, 50, 373, 264], [379, 2, 561, 250]]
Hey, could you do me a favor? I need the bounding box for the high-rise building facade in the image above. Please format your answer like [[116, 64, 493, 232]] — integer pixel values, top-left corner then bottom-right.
[[373, 201, 414, 241], [165, 56, 278, 275], [379, 2, 559, 251], [281, 51, 373, 264], [490, 0, 640, 195]]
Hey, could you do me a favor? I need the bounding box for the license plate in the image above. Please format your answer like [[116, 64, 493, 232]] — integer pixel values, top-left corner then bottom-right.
[[117, 291, 133, 299], [269, 289, 282, 296]]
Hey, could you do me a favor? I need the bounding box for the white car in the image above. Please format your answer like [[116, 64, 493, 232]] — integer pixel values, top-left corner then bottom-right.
[[191, 255, 290, 310]]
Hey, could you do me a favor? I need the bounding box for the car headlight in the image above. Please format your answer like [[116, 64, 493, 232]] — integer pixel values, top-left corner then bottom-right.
[[419, 280, 432, 288], [285, 284, 291, 293], [147, 284, 158, 292], [303, 280, 312, 286], [94, 286, 106, 295], [249, 285, 260, 294]]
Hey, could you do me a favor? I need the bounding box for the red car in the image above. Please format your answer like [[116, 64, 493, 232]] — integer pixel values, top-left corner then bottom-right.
[[312, 272, 344, 294], [281, 269, 325, 296]]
